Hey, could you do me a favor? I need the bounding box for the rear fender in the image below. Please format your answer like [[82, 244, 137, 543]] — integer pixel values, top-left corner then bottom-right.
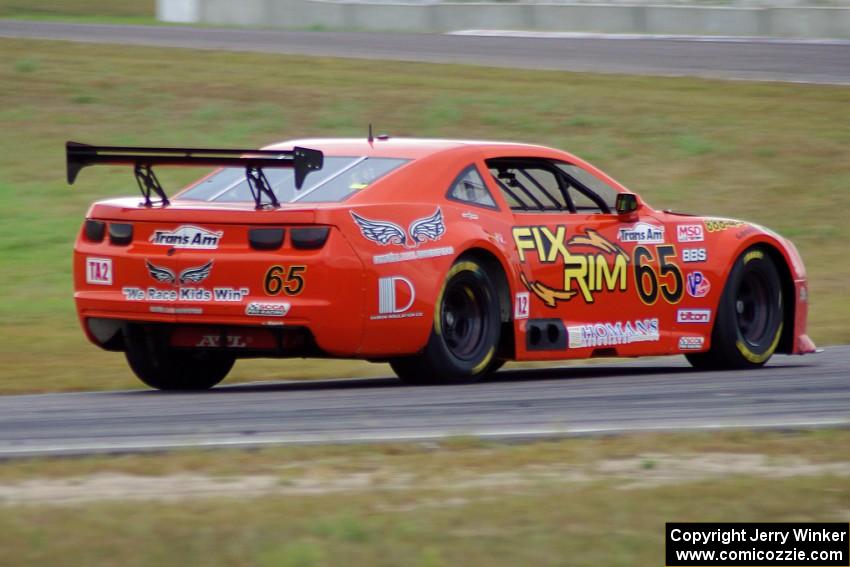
[[340, 203, 516, 357]]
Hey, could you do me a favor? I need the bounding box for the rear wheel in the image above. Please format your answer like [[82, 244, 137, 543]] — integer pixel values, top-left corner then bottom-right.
[[686, 247, 784, 370], [124, 325, 235, 391], [391, 259, 501, 385]]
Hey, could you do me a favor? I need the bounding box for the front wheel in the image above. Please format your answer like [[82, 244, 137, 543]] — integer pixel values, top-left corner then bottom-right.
[[391, 259, 501, 385], [686, 247, 784, 370], [124, 325, 235, 391]]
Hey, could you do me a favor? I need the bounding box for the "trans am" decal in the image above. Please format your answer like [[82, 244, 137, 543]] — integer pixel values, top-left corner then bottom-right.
[[617, 222, 665, 244], [149, 225, 223, 249]]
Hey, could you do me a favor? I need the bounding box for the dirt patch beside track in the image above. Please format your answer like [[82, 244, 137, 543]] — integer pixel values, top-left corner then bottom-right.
[[4, 453, 849, 505]]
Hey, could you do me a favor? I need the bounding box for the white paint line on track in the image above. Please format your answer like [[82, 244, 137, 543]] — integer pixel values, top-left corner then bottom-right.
[[1, 419, 847, 459], [448, 29, 850, 46]]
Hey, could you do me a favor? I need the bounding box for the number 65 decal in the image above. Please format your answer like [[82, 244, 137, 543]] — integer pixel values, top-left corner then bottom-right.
[[633, 245, 683, 305], [264, 265, 306, 296]]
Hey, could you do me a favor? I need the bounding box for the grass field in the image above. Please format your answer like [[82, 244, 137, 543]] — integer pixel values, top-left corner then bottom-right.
[[0, 429, 848, 566], [0, 37, 848, 393]]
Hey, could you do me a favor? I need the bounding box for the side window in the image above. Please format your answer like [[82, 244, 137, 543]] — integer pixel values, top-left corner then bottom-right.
[[518, 167, 566, 209], [557, 163, 620, 211], [447, 165, 497, 209], [487, 158, 569, 212], [486, 157, 613, 214]]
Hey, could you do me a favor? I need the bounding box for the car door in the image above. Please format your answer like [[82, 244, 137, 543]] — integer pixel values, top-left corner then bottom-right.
[[487, 157, 668, 356]]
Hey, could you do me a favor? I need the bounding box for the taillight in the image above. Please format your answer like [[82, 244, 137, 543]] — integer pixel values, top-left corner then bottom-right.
[[109, 223, 133, 246], [84, 220, 106, 242], [291, 227, 329, 250], [249, 228, 285, 250]]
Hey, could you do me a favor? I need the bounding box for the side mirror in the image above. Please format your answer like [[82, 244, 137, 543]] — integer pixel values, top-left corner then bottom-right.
[[615, 192, 640, 216]]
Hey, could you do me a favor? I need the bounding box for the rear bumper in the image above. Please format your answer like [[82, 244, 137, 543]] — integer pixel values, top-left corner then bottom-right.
[[82, 317, 320, 357], [76, 297, 363, 357], [73, 221, 368, 356]]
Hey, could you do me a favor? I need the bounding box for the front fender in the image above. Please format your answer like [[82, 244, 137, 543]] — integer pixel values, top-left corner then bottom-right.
[[713, 221, 814, 355]]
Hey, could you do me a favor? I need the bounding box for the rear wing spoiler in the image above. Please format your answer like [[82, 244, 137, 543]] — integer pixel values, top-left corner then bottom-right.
[[66, 141, 324, 209]]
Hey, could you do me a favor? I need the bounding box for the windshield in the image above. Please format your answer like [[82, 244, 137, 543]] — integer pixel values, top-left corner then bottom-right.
[[179, 157, 409, 204]]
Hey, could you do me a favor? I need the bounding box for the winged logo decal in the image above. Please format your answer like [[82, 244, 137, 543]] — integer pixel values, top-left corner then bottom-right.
[[145, 260, 213, 285], [409, 208, 445, 245], [350, 207, 446, 249], [145, 260, 176, 284], [350, 213, 407, 247], [179, 261, 213, 284]]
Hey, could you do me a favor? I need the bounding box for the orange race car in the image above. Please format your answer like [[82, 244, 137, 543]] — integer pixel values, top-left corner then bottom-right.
[[68, 136, 816, 390]]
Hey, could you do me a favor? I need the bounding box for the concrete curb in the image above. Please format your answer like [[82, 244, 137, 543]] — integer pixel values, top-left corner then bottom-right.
[[158, 0, 850, 39]]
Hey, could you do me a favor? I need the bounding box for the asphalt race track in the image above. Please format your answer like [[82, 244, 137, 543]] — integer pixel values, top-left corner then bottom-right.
[[1, 21, 848, 456], [1, 21, 849, 84], [0, 346, 847, 457]]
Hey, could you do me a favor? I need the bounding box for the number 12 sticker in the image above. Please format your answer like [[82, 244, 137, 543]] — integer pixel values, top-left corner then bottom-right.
[[514, 291, 530, 320]]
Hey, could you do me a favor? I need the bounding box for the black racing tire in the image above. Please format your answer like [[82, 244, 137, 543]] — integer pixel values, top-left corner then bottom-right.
[[391, 259, 501, 385], [686, 247, 784, 370], [124, 325, 235, 391], [485, 358, 506, 375]]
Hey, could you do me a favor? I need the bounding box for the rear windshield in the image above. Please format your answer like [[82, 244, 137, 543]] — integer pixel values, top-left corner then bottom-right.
[[179, 157, 409, 204]]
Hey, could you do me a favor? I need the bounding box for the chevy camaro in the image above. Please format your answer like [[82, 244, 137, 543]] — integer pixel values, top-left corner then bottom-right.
[[68, 136, 816, 390]]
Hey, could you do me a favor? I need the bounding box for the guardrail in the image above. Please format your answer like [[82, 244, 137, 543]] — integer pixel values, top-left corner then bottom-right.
[[157, 0, 850, 39]]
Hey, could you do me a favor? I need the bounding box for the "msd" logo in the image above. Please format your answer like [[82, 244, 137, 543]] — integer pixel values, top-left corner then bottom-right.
[[677, 224, 704, 242]]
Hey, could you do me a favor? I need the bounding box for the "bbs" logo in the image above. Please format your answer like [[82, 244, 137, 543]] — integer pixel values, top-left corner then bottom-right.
[[682, 248, 707, 263]]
